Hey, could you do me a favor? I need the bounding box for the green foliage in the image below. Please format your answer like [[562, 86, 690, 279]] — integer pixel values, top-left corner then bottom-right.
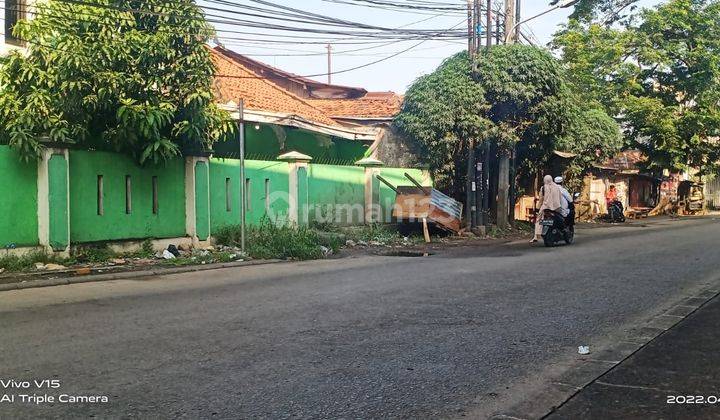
[[552, 0, 641, 24], [397, 44, 621, 196], [73, 244, 117, 263], [554, 0, 720, 172], [124, 239, 155, 259], [215, 219, 324, 261], [342, 224, 407, 244], [0, 0, 233, 163], [395, 52, 488, 197], [486, 220, 533, 238], [0, 250, 71, 272], [475, 45, 567, 149]]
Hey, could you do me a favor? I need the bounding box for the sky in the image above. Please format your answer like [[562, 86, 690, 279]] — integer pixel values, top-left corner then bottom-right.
[[207, 0, 664, 93]]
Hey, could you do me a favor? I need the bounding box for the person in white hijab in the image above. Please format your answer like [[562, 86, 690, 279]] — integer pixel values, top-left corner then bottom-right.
[[530, 175, 563, 243]]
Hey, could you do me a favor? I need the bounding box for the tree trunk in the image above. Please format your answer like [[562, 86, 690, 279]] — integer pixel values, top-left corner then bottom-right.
[[497, 154, 510, 228]]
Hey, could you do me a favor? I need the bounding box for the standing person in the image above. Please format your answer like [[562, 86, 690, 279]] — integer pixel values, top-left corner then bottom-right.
[[530, 175, 563, 243]]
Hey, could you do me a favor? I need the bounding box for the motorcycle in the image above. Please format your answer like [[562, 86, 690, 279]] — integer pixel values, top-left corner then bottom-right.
[[540, 202, 576, 247], [606, 199, 626, 223]]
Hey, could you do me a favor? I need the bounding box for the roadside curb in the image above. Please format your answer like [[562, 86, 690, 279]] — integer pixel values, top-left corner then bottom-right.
[[488, 284, 720, 420], [0, 259, 284, 293]]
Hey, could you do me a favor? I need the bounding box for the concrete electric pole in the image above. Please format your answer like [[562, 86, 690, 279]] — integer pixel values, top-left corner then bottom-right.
[[496, 0, 515, 229], [465, 0, 480, 229], [326, 44, 333, 84]]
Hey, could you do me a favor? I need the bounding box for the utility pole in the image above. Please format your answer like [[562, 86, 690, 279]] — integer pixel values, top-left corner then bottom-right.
[[472, 0, 491, 229], [237, 99, 246, 253], [508, 0, 521, 226], [466, 0, 477, 229], [515, 0, 522, 43], [486, 0, 492, 48], [496, 0, 515, 229], [467, 0, 474, 59], [504, 0, 516, 45], [326, 44, 332, 84]]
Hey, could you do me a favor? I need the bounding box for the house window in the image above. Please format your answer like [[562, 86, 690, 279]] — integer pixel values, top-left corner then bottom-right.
[[5, 0, 27, 46]]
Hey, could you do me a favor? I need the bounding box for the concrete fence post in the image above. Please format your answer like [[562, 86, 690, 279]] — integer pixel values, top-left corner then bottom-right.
[[185, 156, 211, 246], [37, 148, 70, 255], [278, 151, 312, 226], [355, 158, 385, 225]]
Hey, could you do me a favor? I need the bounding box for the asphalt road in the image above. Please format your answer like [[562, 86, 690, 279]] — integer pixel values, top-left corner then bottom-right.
[[1, 217, 719, 419]]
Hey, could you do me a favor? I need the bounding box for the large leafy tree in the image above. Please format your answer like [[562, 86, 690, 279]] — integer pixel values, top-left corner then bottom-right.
[[552, 0, 641, 23], [0, 0, 232, 164], [397, 45, 621, 197], [554, 0, 720, 172], [395, 52, 488, 198], [474, 45, 567, 150]]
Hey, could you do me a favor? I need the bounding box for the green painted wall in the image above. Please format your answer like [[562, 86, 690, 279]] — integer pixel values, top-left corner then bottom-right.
[[195, 161, 210, 241], [297, 166, 309, 226], [213, 124, 368, 164], [0, 146, 38, 247], [307, 164, 366, 225], [69, 150, 186, 243], [209, 158, 290, 229], [48, 154, 69, 251], [0, 143, 430, 247], [378, 168, 431, 223]]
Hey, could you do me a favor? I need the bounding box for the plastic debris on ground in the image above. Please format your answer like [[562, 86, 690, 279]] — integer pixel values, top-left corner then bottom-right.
[[578, 346, 591, 355], [167, 244, 181, 257], [162, 250, 176, 260]]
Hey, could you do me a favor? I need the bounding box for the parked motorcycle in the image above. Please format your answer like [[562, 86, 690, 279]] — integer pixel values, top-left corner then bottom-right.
[[607, 199, 626, 223], [540, 204, 575, 247]]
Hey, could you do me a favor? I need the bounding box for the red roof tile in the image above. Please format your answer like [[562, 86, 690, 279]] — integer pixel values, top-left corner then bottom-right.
[[210, 49, 338, 127], [308, 93, 403, 119]]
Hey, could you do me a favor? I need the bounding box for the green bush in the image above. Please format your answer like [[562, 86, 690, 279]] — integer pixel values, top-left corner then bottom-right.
[[215, 218, 324, 261], [0, 250, 71, 272], [342, 224, 406, 244], [73, 244, 116, 263]]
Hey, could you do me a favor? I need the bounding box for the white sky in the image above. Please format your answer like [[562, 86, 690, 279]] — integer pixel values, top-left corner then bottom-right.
[[207, 0, 663, 93]]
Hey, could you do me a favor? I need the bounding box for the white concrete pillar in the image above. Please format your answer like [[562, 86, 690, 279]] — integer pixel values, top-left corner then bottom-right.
[[355, 157, 385, 225], [37, 148, 70, 255], [185, 156, 210, 245], [278, 151, 312, 225]]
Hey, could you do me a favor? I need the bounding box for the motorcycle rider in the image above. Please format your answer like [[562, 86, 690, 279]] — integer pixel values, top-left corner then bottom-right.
[[531, 175, 563, 243], [554, 176, 573, 220]]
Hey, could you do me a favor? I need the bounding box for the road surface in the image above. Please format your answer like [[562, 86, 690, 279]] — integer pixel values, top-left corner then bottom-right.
[[1, 217, 719, 419]]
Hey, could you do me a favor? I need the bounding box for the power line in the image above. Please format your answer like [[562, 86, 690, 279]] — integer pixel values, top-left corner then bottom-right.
[[2, 2, 465, 46], [1, 9, 466, 80]]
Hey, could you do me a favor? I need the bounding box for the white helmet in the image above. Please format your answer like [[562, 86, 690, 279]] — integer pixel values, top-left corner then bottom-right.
[[554, 176, 564, 184]]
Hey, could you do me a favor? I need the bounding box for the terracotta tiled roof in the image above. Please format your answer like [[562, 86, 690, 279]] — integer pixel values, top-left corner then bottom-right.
[[214, 47, 367, 99], [308, 93, 403, 119], [601, 150, 647, 171], [210, 49, 338, 127]]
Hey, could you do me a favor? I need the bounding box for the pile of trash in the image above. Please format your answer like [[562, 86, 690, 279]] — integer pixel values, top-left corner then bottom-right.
[[155, 243, 248, 264], [344, 237, 414, 249]]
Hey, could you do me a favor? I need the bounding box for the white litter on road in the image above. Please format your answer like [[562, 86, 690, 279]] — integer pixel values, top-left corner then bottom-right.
[[578, 346, 591, 355]]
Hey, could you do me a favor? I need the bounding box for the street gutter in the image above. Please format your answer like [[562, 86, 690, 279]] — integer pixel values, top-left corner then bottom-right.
[[0, 259, 283, 293]]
